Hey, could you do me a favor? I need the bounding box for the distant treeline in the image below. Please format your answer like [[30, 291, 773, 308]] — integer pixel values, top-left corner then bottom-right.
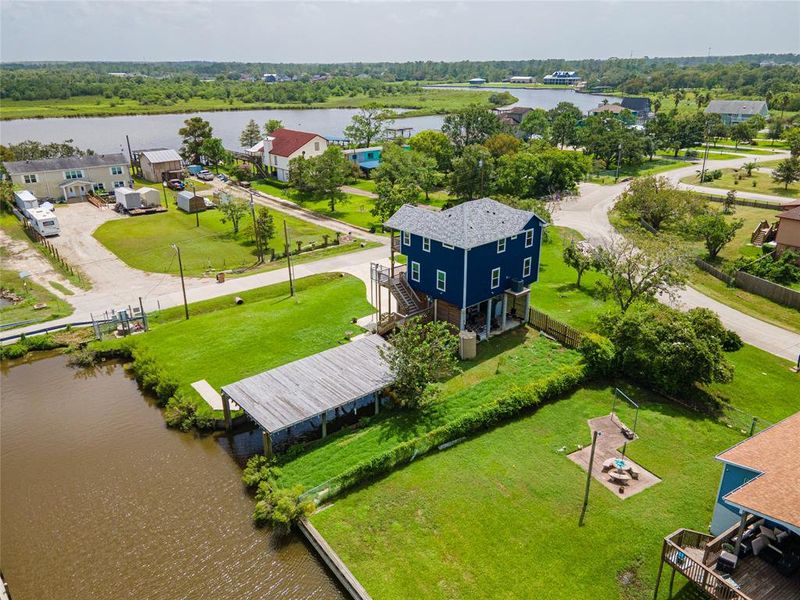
[[2, 54, 799, 104]]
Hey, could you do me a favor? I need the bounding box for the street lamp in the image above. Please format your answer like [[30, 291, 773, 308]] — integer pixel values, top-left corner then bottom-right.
[[161, 180, 168, 210]]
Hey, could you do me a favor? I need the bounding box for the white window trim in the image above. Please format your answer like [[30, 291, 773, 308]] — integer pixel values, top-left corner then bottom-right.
[[110, 166, 124, 175], [422, 237, 431, 252], [442, 243, 454, 250], [497, 238, 506, 254], [511, 235, 518, 240], [23, 174, 38, 184], [491, 267, 501, 289], [113, 181, 125, 188], [525, 229, 534, 248], [523, 257, 532, 278], [436, 269, 446, 292], [403, 231, 411, 246], [410, 261, 420, 282], [64, 169, 85, 180]]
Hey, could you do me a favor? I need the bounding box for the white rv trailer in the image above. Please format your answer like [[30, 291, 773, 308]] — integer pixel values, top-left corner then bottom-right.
[[14, 190, 38, 215], [26, 207, 60, 237]]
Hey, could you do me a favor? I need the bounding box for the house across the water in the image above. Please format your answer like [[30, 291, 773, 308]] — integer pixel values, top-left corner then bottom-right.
[[376, 197, 546, 342], [542, 71, 581, 85], [656, 411, 800, 600], [704, 100, 770, 125]]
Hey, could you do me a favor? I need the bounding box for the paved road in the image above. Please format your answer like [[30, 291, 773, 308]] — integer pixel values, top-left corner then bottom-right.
[[552, 159, 800, 363]]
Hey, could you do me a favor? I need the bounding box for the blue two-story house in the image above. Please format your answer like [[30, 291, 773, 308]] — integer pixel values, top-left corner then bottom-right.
[[381, 197, 546, 340]]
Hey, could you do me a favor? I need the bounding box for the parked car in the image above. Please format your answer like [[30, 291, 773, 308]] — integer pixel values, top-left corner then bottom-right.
[[216, 173, 229, 182], [167, 179, 185, 191], [197, 171, 214, 181], [204, 198, 216, 209]]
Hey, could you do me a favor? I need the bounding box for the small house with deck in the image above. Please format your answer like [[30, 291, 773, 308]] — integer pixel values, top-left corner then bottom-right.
[[376, 197, 546, 341]]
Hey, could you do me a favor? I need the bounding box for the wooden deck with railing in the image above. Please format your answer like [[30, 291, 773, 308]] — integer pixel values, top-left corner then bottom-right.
[[660, 526, 800, 600]]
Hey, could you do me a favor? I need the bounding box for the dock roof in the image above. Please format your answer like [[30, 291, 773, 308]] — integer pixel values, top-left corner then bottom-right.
[[385, 197, 546, 250], [221, 336, 395, 435]]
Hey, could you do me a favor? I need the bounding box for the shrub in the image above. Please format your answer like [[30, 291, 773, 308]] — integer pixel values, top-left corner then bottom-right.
[[242, 455, 282, 488], [253, 483, 315, 534], [66, 346, 98, 367], [164, 393, 201, 431], [578, 333, 617, 377]]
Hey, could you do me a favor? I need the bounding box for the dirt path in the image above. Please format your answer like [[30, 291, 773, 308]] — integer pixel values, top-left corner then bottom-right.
[[341, 185, 377, 199], [0, 227, 78, 299]]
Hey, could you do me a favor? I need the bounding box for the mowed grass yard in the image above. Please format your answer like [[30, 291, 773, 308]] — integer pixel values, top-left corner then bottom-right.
[[590, 157, 691, 185], [93, 204, 345, 277], [312, 383, 751, 600], [0, 268, 73, 325], [277, 328, 581, 489], [681, 168, 800, 198], [126, 273, 373, 417]]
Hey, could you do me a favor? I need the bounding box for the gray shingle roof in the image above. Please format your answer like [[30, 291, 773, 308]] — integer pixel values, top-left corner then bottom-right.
[[140, 149, 182, 164], [221, 335, 395, 435], [3, 153, 128, 175], [384, 197, 546, 249], [705, 100, 768, 116]]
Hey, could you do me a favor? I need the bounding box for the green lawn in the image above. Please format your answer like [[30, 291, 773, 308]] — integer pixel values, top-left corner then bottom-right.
[[590, 158, 691, 185], [277, 327, 581, 489], [679, 149, 740, 160], [349, 180, 450, 209], [93, 203, 349, 277], [0, 268, 73, 326], [708, 141, 786, 155], [681, 168, 799, 198], [312, 382, 751, 600], [250, 179, 381, 231], [128, 273, 374, 417], [0, 87, 505, 120]]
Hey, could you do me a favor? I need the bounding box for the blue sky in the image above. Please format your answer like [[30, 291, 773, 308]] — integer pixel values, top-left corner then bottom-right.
[[1, 1, 798, 63]]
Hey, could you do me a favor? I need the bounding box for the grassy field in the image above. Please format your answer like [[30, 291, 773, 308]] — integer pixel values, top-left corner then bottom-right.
[[590, 158, 691, 185], [681, 168, 799, 198], [311, 382, 753, 600], [127, 273, 373, 417], [0, 268, 73, 325], [349, 179, 451, 209], [92, 203, 351, 277], [277, 328, 581, 489], [708, 140, 787, 155], [250, 179, 381, 231], [0, 87, 505, 120]]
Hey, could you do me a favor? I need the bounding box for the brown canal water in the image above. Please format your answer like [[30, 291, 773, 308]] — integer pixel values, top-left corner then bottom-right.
[[0, 354, 344, 600]]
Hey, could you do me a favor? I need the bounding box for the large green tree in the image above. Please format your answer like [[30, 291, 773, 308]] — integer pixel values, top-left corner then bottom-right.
[[199, 137, 228, 172], [615, 175, 692, 231], [310, 146, 351, 211], [240, 119, 262, 148], [547, 102, 582, 148], [179, 117, 213, 163], [520, 108, 550, 139], [442, 106, 503, 154], [448, 144, 494, 201], [772, 156, 800, 189], [494, 148, 589, 199], [379, 318, 460, 409], [689, 212, 743, 259], [408, 129, 453, 172], [344, 105, 394, 147]]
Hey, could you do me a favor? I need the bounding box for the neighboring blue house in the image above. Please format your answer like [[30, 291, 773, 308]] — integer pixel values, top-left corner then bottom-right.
[[710, 411, 800, 537], [381, 198, 546, 340], [343, 146, 383, 172]]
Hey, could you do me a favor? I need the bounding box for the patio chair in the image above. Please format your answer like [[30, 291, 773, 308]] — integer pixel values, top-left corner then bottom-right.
[[628, 466, 640, 480], [716, 550, 738, 575]]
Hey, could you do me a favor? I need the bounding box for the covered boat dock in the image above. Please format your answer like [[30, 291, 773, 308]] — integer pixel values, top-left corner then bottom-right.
[[220, 335, 395, 458]]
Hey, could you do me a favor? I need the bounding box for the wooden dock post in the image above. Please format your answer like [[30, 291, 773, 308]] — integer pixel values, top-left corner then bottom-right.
[[262, 430, 273, 460], [221, 393, 232, 431]]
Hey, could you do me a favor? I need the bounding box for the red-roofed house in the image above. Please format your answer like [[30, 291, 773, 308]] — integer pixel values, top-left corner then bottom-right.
[[249, 128, 328, 181]]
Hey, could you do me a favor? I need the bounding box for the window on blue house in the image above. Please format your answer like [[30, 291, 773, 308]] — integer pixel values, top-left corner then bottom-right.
[[525, 229, 534, 248], [523, 257, 532, 278], [442, 243, 454, 249], [497, 238, 506, 253], [491, 267, 501, 289], [423, 237, 431, 252], [410, 261, 420, 282], [436, 270, 446, 292], [403, 231, 411, 246]]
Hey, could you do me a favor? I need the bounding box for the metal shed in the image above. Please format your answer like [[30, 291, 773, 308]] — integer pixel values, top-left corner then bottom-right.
[[137, 187, 162, 208], [176, 190, 205, 213], [114, 187, 142, 210], [221, 335, 395, 457]]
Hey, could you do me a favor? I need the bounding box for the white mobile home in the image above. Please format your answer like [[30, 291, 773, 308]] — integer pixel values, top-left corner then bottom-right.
[[114, 187, 142, 211], [27, 207, 60, 237], [14, 190, 38, 215]]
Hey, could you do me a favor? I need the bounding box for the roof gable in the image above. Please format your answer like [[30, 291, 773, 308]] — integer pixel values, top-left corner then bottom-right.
[[777, 206, 800, 222], [141, 149, 182, 163], [385, 197, 547, 249], [620, 97, 651, 112], [269, 128, 324, 157]]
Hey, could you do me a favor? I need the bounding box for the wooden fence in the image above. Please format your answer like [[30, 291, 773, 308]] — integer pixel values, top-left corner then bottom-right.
[[527, 307, 583, 348], [734, 271, 800, 309], [21, 221, 81, 281], [694, 258, 735, 285], [695, 258, 800, 309], [701, 194, 782, 210]]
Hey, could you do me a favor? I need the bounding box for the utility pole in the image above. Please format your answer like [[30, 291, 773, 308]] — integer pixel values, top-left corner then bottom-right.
[[614, 143, 623, 182], [700, 123, 711, 184], [283, 220, 294, 296], [250, 190, 263, 263], [172, 244, 189, 320], [161, 181, 169, 210], [478, 158, 485, 199], [579, 430, 601, 526]]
